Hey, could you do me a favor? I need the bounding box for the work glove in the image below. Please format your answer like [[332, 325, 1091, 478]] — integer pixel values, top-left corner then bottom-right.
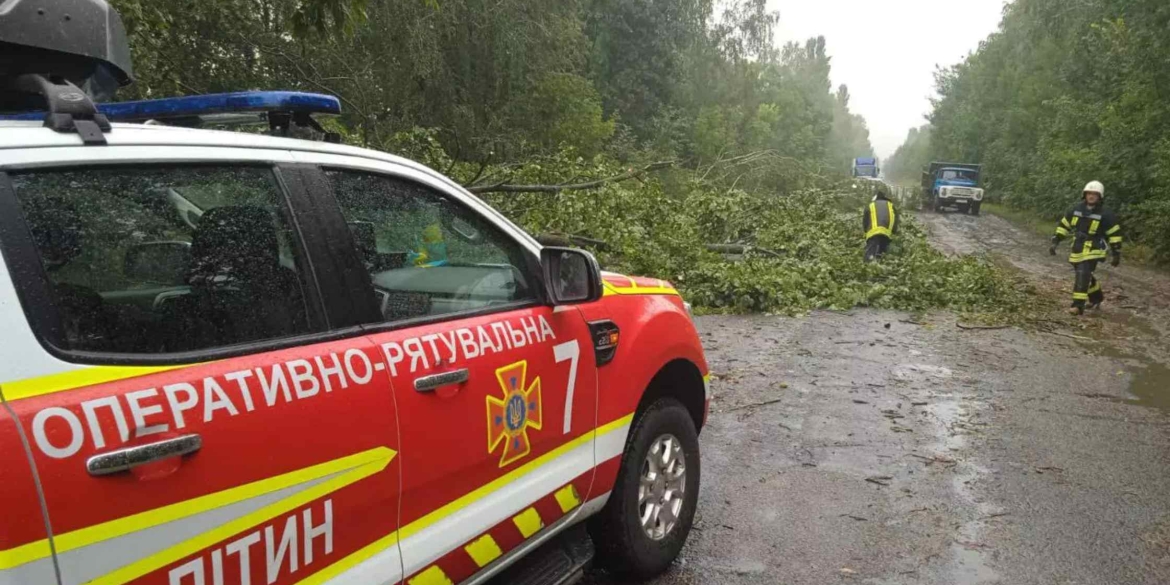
[[1111, 252, 1121, 267], [1048, 236, 1059, 256]]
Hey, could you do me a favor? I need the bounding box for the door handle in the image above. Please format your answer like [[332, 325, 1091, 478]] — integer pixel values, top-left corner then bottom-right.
[[415, 368, 470, 393], [86, 434, 202, 476]]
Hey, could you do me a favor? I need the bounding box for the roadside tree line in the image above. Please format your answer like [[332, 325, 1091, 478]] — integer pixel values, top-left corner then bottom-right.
[[888, 0, 1170, 263]]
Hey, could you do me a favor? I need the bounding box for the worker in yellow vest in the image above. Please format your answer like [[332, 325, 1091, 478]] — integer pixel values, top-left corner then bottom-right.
[[863, 184, 898, 262]]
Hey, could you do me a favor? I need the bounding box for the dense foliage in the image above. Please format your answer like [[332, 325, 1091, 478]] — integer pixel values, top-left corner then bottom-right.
[[105, 0, 1028, 314], [487, 165, 1029, 315], [884, 125, 932, 187], [905, 0, 1170, 262]]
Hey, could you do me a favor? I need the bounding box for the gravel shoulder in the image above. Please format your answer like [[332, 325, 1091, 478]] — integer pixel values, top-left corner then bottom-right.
[[585, 210, 1170, 585]]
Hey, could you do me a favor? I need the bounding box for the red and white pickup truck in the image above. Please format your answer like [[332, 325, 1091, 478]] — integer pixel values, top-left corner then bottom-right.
[[0, 4, 709, 583]]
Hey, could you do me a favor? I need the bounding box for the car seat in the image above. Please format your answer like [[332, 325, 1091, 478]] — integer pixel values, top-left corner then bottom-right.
[[166, 205, 307, 351]]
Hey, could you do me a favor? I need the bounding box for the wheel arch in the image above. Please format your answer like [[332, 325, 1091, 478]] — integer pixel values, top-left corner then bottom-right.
[[634, 358, 707, 435]]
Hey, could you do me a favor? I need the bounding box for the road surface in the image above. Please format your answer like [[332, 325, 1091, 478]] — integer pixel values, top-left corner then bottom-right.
[[584, 210, 1170, 584]]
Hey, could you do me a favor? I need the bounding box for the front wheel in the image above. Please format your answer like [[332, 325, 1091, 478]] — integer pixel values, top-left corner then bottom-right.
[[589, 398, 701, 578], [970, 202, 982, 216]]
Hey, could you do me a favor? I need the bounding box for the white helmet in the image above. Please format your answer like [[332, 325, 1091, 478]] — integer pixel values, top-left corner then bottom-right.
[[1083, 180, 1105, 198]]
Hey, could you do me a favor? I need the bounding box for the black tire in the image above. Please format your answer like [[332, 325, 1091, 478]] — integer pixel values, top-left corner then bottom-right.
[[589, 398, 700, 579], [970, 203, 981, 216]]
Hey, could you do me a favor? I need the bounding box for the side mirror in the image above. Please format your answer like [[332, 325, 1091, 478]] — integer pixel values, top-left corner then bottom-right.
[[124, 241, 191, 285], [541, 247, 603, 305]]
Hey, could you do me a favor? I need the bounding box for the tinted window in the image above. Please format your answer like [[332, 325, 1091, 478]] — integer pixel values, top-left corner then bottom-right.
[[326, 170, 535, 323], [9, 166, 318, 354]]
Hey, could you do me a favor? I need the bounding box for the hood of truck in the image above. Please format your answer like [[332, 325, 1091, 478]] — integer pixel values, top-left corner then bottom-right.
[[601, 271, 680, 297]]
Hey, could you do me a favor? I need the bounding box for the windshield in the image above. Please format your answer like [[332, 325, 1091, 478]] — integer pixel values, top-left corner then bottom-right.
[[940, 169, 978, 182]]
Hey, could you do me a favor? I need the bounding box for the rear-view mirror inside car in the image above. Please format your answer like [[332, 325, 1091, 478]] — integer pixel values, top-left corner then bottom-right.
[[124, 241, 191, 286]]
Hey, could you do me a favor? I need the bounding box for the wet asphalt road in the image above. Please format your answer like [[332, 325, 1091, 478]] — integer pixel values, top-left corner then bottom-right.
[[584, 210, 1170, 585]]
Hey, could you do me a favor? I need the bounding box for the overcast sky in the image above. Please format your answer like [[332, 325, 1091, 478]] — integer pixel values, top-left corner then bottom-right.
[[767, 0, 1008, 159]]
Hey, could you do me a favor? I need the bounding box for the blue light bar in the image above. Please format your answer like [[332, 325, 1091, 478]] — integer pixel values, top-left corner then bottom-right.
[[0, 91, 341, 122]]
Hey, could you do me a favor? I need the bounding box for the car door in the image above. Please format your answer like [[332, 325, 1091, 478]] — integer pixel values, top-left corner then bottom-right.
[[0, 396, 58, 585], [314, 166, 599, 584], [0, 159, 404, 585]]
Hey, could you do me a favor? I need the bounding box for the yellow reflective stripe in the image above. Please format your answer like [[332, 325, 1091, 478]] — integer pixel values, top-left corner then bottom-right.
[[294, 531, 400, 585], [313, 415, 631, 583], [0, 540, 52, 575], [1069, 251, 1108, 262], [602, 282, 678, 297], [1071, 216, 1080, 226], [409, 566, 454, 585], [465, 534, 503, 567], [512, 507, 544, 538], [398, 414, 632, 542], [1061, 217, 1071, 228], [866, 227, 893, 239], [554, 484, 582, 514], [888, 202, 897, 233], [1089, 220, 1100, 234], [2, 364, 194, 402], [84, 448, 395, 585], [1055, 227, 1070, 236], [1107, 224, 1121, 235], [1073, 292, 1090, 300], [0, 447, 394, 571], [869, 202, 879, 233], [1088, 283, 1101, 294], [1108, 236, 1123, 244]]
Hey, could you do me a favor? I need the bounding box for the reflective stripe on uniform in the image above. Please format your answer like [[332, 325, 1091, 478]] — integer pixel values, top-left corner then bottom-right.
[[1108, 236, 1123, 244], [1070, 250, 1108, 262], [1073, 292, 1090, 301], [1106, 224, 1121, 235], [1088, 281, 1102, 294], [1089, 220, 1100, 234], [1055, 227, 1070, 237], [1069, 240, 1108, 263]]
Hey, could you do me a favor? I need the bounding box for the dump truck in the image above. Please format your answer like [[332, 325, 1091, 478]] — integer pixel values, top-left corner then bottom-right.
[[922, 162, 983, 215]]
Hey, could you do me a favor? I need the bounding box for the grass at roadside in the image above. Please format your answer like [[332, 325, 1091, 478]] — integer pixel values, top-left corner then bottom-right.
[[983, 203, 1160, 267]]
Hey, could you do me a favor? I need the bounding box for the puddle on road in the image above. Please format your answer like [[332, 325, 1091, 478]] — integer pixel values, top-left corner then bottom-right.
[[1098, 308, 1161, 338], [1089, 342, 1170, 413], [1127, 362, 1170, 411]]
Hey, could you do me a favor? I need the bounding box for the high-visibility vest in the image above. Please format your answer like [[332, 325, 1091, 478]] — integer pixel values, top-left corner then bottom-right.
[[866, 200, 896, 239]]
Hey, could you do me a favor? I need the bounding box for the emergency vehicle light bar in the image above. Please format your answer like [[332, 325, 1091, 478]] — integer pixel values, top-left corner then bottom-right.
[[0, 91, 341, 122]]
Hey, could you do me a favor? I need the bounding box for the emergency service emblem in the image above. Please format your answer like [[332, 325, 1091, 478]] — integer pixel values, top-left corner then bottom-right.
[[487, 360, 543, 467]]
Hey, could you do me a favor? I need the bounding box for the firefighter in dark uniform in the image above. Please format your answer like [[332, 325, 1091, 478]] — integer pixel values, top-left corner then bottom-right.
[[863, 184, 898, 262], [1049, 181, 1122, 315]]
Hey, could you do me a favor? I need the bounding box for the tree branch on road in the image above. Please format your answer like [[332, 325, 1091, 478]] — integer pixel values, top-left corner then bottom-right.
[[466, 161, 676, 194]]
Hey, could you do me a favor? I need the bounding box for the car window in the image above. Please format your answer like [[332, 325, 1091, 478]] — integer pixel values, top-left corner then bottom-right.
[[8, 165, 319, 354], [325, 169, 536, 323]]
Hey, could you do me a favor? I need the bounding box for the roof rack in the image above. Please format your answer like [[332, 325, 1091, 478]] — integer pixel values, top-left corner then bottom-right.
[[1, 91, 344, 143], [0, 74, 112, 145]]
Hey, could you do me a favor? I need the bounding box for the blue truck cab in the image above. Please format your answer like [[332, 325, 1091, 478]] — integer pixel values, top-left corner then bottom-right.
[[922, 162, 984, 215], [853, 157, 879, 178]]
